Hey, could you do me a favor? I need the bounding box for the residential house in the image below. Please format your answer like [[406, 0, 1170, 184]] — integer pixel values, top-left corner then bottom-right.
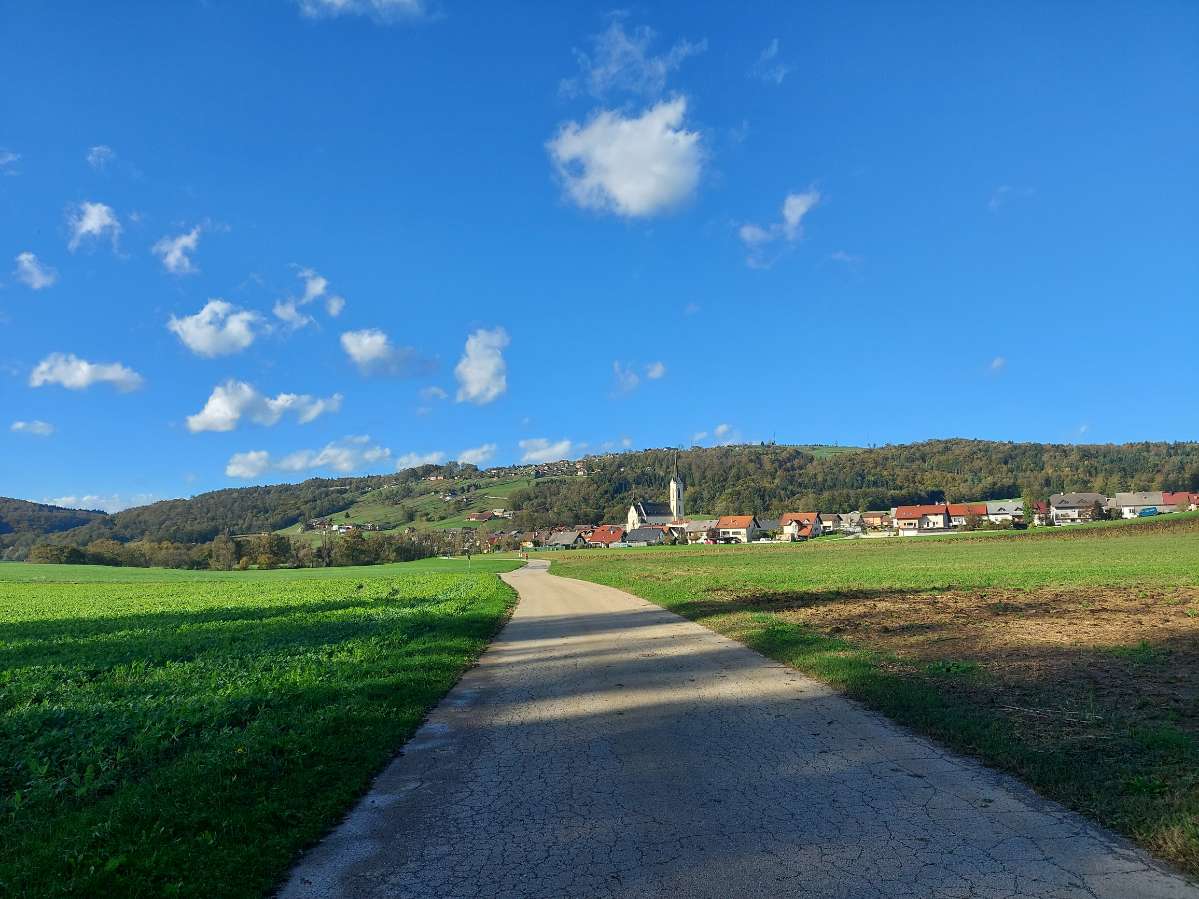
[[1049, 493, 1109, 525], [625, 526, 667, 547], [1111, 492, 1165, 518], [466, 511, 495, 522], [1162, 492, 1199, 512], [862, 510, 892, 530], [947, 502, 989, 528], [840, 511, 864, 533], [684, 519, 718, 543], [587, 525, 625, 547], [715, 515, 760, 544], [1032, 501, 1050, 526], [756, 517, 781, 538], [780, 512, 822, 541], [893, 504, 951, 535], [819, 512, 842, 532], [545, 530, 586, 550], [985, 500, 1024, 525]]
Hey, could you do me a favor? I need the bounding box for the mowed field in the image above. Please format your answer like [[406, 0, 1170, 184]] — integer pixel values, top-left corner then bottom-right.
[[542, 516, 1199, 877], [0, 557, 521, 897]]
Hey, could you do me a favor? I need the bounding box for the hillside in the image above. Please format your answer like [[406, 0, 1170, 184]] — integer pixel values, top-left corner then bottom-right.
[[0, 498, 108, 560], [16, 438, 1199, 553]]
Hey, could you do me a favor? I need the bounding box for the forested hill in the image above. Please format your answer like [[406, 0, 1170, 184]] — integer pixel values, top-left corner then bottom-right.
[[7, 439, 1199, 550], [507, 439, 1199, 528]]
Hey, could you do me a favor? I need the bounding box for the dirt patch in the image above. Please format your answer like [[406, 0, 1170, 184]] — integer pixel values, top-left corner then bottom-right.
[[763, 586, 1199, 740]]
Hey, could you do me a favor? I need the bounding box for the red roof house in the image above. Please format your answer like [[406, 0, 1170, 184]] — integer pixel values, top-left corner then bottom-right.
[[587, 524, 626, 546]]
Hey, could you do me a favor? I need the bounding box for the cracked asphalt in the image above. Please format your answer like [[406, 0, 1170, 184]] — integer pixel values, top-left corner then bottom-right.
[[280, 561, 1199, 898]]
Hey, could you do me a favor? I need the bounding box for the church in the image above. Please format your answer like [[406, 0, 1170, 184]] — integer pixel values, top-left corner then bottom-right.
[[626, 458, 685, 530]]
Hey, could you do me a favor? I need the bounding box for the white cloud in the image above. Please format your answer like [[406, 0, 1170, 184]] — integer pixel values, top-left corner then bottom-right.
[[340, 328, 431, 376], [751, 38, 791, 85], [152, 225, 202, 275], [11, 420, 54, 437], [459, 443, 496, 466], [830, 250, 863, 265], [227, 436, 392, 480], [990, 356, 1006, 372], [296, 0, 426, 21], [714, 423, 731, 438], [455, 326, 509, 404], [273, 266, 341, 328], [645, 361, 666, 380], [47, 493, 155, 513], [30, 353, 143, 392], [420, 385, 448, 401], [520, 438, 574, 463], [988, 184, 1034, 211], [693, 422, 739, 446], [562, 20, 706, 99], [692, 431, 708, 443], [87, 145, 115, 171], [740, 189, 821, 266], [325, 294, 345, 316], [547, 97, 702, 218], [66, 201, 121, 252], [395, 450, 447, 470], [168, 299, 261, 357], [186, 380, 342, 433], [14, 252, 57, 289], [613, 361, 640, 393], [0, 148, 19, 175], [272, 300, 313, 330]]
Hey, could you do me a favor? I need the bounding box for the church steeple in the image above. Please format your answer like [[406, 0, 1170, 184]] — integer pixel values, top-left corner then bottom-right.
[[669, 451, 684, 520]]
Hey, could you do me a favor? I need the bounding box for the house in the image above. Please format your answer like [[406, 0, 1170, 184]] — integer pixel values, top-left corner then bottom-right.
[[466, 511, 495, 522], [1032, 501, 1049, 526], [985, 499, 1024, 524], [587, 525, 625, 547], [893, 504, 950, 535], [715, 515, 760, 544], [819, 513, 842, 532], [545, 530, 586, 550], [624, 526, 667, 547], [1111, 492, 1165, 518], [862, 510, 892, 530], [780, 512, 822, 541], [840, 511, 864, 533], [684, 519, 718, 543], [1049, 493, 1109, 525], [1162, 492, 1199, 512], [947, 502, 989, 528], [756, 517, 780, 537]]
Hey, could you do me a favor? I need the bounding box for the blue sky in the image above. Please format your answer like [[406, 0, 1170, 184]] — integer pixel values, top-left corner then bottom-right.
[[2, 1, 1196, 511]]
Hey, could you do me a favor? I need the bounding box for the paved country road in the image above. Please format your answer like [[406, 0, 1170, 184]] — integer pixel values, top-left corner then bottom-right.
[[281, 561, 1198, 899]]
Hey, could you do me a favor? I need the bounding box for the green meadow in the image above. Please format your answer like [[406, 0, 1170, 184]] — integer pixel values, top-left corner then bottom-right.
[[0, 558, 520, 897]]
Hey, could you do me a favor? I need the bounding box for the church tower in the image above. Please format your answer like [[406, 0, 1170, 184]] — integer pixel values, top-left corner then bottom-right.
[[669, 453, 685, 520]]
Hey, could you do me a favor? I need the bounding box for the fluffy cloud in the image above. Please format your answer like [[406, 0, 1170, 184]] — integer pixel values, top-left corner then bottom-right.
[[186, 380, 342, 433], [87, 145, 115, 171], [739, 189, 820, 266], [645, 361, 666, 380], [340, 328, 432, 376], [168, 300, 261, 357], [547, 97, 702, 218], [14, 252, 57, 289], [455, 327, 509, 404], [296, 0, 426, 21], [274, 267, 342, 329], [520, 437, 574, 463], [751, 38, 791, 85], [66, 201, 121, 252], [227, 436, 392, 480], [47, 493, 155, 513], [693, 422, 738, 445], [30, 353, 143, 392], [152, 225, 202, 275], [458, 443, 496, 466], [562, 20, 705, 99], [11, 420, 54, 437], [395, 450, 447, 470]]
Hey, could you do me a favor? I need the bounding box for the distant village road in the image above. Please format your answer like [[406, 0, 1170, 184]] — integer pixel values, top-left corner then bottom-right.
[[281, 561, 1198, 898]]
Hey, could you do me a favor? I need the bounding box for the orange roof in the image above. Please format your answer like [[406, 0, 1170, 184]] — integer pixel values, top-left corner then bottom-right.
[[780, 512, 819, 525], [894, 504, 948, 519], [716, 515, 756, 529], [588, 525, 625, 544], [947, 503, 988, 517], [1162, 492, 1199, 505]]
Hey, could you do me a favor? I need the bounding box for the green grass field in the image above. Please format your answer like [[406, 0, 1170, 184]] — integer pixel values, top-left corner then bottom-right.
[[542, 516, 1199, 877], [0, 557, 521, 897]]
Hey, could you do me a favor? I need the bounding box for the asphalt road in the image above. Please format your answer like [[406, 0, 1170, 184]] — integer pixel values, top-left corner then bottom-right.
[[281, 560, 1198, 898]]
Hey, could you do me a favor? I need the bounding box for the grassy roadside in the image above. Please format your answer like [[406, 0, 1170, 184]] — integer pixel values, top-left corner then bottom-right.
[[0, 560, 520, 897], [542, 519, 1199, 878]]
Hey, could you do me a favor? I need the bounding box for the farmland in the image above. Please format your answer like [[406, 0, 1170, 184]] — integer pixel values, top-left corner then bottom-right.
[[542, 517, 1199, 877], [0, 558, 520, 897]]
